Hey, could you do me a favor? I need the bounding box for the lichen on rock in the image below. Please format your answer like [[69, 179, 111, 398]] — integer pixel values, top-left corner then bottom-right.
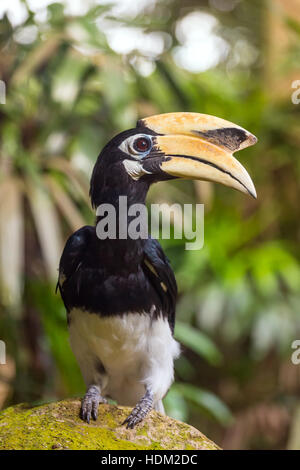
[[0, 398, 220, 450]]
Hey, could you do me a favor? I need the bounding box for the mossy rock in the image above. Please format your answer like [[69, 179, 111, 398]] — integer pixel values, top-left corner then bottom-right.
[[0, 398, 220, 450]]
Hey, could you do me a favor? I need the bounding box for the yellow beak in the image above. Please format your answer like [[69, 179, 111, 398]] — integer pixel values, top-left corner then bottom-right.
[[139, 112, 257, 198]]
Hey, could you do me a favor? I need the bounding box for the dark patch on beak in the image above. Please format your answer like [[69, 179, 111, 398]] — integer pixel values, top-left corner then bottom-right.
[[193, 127, 257, 152]]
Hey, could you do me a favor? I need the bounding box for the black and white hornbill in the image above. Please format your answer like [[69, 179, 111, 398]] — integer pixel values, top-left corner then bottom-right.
[[57, 112, 257, 428]]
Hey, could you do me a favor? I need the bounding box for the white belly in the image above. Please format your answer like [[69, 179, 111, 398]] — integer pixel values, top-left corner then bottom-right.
[[68, 309, 180, 406]]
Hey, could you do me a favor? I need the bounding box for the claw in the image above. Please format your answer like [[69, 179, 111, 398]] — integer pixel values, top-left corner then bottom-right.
[[92, 400, 99, 421], [123, 414, 141, 429], [122, 410, 144, 429], [122, 408, 141, 428], [80, 385, 106, 423], [122, 390, 153, 429]]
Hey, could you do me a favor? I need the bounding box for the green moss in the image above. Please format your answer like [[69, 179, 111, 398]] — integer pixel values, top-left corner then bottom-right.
[[0, 399, 220, 450]]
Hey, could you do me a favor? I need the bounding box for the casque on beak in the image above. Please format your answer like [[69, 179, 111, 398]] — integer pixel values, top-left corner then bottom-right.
[[138, 112, 257, 198]]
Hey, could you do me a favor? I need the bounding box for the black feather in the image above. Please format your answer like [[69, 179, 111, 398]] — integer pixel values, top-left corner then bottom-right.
[[58, 128, 178, 334]]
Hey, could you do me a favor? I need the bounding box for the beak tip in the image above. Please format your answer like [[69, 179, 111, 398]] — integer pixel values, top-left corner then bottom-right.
[[247, 185, 257, 199], [250, 134, 258, 146], [239, 132, 258, 150]]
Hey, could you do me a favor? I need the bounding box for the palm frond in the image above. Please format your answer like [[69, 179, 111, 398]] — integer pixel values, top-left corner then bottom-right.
[[0, 178, 24, 309], [26, 179, 63, 280], [11, 33, 64, 85], [47, 158, 90, 205], [45, 175, 86, 232]]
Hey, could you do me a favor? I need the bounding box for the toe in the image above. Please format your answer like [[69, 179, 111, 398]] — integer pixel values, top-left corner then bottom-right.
[[123, 413, 141, 429], [91, 401, 99, 421], [81, 398, 93, 423]]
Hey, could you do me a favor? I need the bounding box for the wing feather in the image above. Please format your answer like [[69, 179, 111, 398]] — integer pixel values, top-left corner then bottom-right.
[[143, 238, 177, 334], [57, 225, 94, 312]]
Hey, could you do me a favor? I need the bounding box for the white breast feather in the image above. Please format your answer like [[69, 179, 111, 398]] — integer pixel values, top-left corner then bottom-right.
[[69, 309, 180, 407]]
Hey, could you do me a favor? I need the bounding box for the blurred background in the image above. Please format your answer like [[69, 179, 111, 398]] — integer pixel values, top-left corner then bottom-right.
[[0, 0, 300, 450]]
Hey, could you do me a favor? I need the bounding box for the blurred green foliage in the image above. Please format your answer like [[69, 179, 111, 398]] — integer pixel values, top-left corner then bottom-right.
[[0, 0, 300, 449]]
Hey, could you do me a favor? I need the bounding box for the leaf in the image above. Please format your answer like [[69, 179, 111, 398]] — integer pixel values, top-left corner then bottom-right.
[[0, 178, 24, 309], [174, 383, 233, 426], [163, 386, 189, 422], [47, 158, 90, 204], [51, 54, 89, 107], [175, 321, 222, 366], [285, 17, 300, 37], [174, 355, 196, 381], [194, 180, 214, 209], [12, 33, 63, 85], [26, 179, 63, 280], [45, 175, 86, 232]]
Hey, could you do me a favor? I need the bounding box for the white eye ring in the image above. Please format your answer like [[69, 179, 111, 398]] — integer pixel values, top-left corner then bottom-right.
[[119, 134, 152, 158]]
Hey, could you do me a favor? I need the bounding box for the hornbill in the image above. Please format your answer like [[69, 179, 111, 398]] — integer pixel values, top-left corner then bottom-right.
[[57, 112, 257, 428]]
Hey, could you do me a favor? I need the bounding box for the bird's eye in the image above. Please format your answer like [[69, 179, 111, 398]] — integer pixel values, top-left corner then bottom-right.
[[132, 136, 152, 153], [119, 134, 153, 158]]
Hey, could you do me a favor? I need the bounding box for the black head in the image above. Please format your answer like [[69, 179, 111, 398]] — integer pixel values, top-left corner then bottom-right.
[[90, 112, 257, 208], [89, 126, 171, 208]]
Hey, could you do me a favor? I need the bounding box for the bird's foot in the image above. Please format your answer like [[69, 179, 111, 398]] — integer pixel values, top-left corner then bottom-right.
[[123, 389, 153, 429], [80, 385, 107, 424]]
